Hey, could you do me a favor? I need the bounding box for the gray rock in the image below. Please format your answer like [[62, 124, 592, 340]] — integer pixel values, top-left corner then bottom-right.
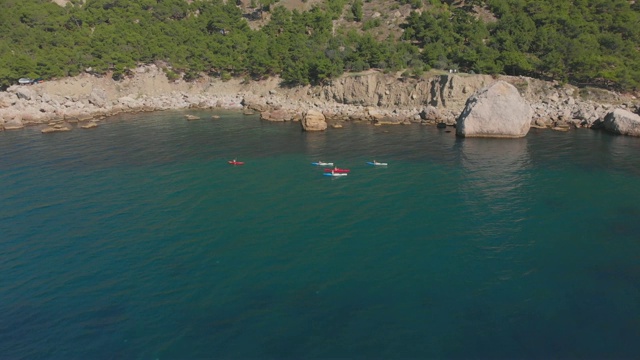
[[365, 107, 384, 121], [548, 93, 559, 103], [603, 108, 640, 136], [301, 109, 327, 131], [88, 88, 108, 108], [574, 107, 594, 121], [3, 115, 25, 130], [443, 116, 457, 126], [420, 105, 440, 121], [0, 92, 16, 108], [533, 117, 551, 128], [260, 108, 292, 122], [118, 96, 138, 108], [15, 87, 34, 101], [558, 108, 572, 121], [456, 81, 532, 138]]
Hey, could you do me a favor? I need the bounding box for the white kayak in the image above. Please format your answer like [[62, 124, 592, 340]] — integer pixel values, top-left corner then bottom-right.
[[323, 172, 347, 177], [367, 161, 388, 166], [312, 162, 334, 166]]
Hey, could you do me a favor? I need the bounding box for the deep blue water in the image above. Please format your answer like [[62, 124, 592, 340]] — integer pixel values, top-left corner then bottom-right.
[[1, 110, 639, 359]]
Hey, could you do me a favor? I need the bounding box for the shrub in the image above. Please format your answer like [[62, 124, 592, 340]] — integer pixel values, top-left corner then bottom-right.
[[163, 68, 181, 82]]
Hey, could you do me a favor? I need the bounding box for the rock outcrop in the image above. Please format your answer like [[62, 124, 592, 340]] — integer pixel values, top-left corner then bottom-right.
[[80, 121, 99, 129], [41, 124, 72, 133], [0, 65, 636, 135], [301, 109, 327, 131], [603, 109, 640, 136], [420, 105, 440, 121], [15, 87, 34, 101], [2, 114, 24, 130], [0, 92, 15, 108], [456, 81, 533, 138], [88, 88, 108, 107], [260, 108, 293, 122]]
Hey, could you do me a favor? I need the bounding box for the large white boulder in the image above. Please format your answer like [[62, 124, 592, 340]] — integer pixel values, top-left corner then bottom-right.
[[603, 108, 640, 136], [456, 81, 532, 138], [301, 109, 327, 131]]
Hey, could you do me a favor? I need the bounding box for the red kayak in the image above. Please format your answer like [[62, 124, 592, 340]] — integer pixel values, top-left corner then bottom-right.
[[228, 160, 244, 165], [324, 167, 350, 173]]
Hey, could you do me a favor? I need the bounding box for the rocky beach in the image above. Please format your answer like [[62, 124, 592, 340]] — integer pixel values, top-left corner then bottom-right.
[[1, 65, 639, 136]]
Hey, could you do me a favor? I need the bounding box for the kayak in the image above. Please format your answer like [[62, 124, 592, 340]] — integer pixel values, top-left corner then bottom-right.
[[367, 161, 388, 166], [311, 162, 334, 166], [324, 168, 350, 173], [228, 160, 244, 165], [324, 172, 347, 177]]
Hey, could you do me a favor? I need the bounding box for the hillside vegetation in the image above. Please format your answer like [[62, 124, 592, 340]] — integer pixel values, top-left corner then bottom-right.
[[1, 0, 639, 92]]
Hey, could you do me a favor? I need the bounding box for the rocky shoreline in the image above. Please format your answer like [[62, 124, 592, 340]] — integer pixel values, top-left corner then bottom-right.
[[1, 65, 639, 136]]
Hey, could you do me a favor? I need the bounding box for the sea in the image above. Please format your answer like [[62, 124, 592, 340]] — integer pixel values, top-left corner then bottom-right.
[[1, 110, 639, 359]]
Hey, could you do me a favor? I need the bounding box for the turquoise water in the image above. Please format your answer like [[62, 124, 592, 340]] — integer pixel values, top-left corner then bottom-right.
[[1, 111, 639, 359]]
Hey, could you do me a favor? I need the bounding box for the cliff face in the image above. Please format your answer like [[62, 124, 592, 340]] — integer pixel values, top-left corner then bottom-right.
[[318, 70, 636, 111], [318, 71, 493, 111], [0, 66, 637, 132], [310, 71, 637, 127]]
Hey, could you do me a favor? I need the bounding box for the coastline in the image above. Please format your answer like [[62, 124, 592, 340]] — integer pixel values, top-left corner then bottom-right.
[[1, 65, 638, 134]]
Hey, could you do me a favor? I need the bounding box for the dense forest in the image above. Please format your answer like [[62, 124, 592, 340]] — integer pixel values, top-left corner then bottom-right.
[[1, 0, 639, 92]]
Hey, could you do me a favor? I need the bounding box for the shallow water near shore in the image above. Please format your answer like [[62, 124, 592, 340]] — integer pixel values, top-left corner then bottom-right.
[[1, 110, 640, 359]]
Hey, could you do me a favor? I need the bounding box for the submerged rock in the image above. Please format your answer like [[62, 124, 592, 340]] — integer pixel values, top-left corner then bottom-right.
[[80, 121, 98, 129], [456, 81, 532, 138], [41, 125, 71, 133]]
